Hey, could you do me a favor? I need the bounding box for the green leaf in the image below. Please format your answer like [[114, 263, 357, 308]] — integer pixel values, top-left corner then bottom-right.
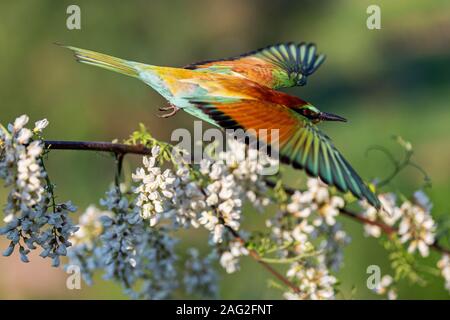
[[382, 236, 426, 286]]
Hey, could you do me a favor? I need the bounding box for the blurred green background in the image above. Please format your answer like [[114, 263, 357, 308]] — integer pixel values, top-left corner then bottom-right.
[[0, 0, 449, 299]]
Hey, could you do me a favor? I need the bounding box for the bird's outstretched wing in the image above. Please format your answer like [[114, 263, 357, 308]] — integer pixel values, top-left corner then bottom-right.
[[185, 43, 325, 89], [191, 99, 380, 208]]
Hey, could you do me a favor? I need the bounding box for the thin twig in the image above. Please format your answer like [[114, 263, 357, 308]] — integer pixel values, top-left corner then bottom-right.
[[43, 140, 450, 258], [223, 225, 300, 293]]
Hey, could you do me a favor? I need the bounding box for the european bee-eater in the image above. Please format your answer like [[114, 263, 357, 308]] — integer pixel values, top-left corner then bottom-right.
[[62, 43, 380, 208]]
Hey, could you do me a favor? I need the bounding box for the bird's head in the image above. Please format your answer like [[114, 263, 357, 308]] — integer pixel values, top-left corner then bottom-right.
[[297, 105, 347, 124]]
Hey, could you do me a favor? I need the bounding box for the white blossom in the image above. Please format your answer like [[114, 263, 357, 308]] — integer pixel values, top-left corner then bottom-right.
[[219, 251, 238, 273], [284, 262, 337, 300], [372, 274, 397, 300], [70, 205, 112, 248], [132, 146, 178, 226], [11, 115, 29, 132], [34, 119, 49, 132], [219, 239, 248, 274], [285, 179, 345, 228], [398, 198, 436, 257], [198, 158, 243, 243]]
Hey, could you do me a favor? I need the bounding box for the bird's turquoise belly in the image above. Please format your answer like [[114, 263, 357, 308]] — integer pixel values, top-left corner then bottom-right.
[[182, 107, 219, 126], [137, 70, 225, 127]]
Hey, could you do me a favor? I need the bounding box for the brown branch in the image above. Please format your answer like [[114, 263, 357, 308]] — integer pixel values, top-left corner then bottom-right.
[[43, 140, 450, 257], [339, 207, 395, 235], [224, 225, 300, 294], [45, 140, 151, 155]]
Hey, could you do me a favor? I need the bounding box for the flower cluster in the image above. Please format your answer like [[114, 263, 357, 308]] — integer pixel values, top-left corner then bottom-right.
[[170, 164, 204, 228], [70, 205, 111, 248], [183, 248, 219, 298], [67, 205, 110, 285], [361, 191, 436, 257], [216, 236, 249, 274], [215, 139, 273, 211], [134, 226, 179, 299], [317, 222, 352, 272], [286, 179, 345, 227], [362, 193, 401, 238], [0, 116, 47, 206], [131, 137, 270, 275], [398, 191, 436, 257], [0, 115, 77, 266], [97, 186, 144, 287], [68, 185, 179, 299], [132, 146, 178, 226], [284, 262, 337, 300], [267, 178, 350, 299], [198, 159, 243, 243]]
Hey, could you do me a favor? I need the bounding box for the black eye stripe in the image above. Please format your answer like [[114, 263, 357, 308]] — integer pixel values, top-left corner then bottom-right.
[[293, 108, 318, 120]]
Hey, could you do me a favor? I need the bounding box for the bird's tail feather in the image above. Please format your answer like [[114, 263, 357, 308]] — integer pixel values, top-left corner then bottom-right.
[[61, 44, 140, 78]]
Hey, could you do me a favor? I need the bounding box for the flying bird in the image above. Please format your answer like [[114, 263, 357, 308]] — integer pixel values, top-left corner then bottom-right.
[[62, 43, 380, 208]]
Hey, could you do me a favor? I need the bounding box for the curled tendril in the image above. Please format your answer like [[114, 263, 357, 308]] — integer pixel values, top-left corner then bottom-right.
[[365, 136, 431, 189]]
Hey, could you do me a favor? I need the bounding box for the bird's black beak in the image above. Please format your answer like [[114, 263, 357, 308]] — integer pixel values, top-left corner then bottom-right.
[[319, 111, 347, 122]]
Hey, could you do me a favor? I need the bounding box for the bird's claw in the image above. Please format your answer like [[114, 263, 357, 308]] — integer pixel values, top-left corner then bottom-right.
[[157, 104, 179, 118]]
